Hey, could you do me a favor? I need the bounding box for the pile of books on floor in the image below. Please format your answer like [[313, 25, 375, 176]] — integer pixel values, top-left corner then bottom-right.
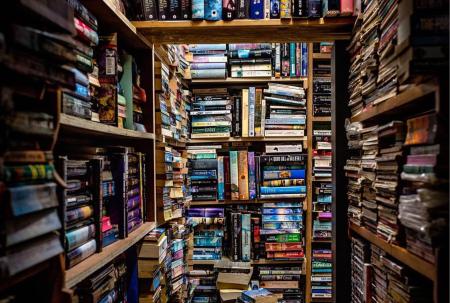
[[347, 16, 363, 117], [189, 44, 227, 79], [374, 121, 404, 244], [257, 265, 304, 301], [190, 88, 231, 138], [238, 289, 278, 303], [312, 57, 332, 116], [399, 113, 448, 263], [188, 208, 225, 261], [228, 43, 272, 78], [138, 228, 167, 303], [261, 202, 304, 261], [263, 83, 307, 138], [259, 154, 306, 199], [313, 126, 332, 177], [311, 249, 333, 299], [350, 237, 371, 303], [344, 122, 363, 225], [188, 147, 219, 201]]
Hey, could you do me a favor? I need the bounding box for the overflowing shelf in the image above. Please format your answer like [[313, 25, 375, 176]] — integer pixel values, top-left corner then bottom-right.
[[65, 221, 156, 288], [349, 223, 436, 281], [133, 18, 355, 44]]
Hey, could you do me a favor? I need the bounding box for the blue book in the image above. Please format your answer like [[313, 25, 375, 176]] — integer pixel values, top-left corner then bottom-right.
[[265, 118, 306, 125], [243, 289, 274, 302], [301, 43, 308, 76], [262, 214, 303, 222], [260, 186, 307, 195], [190, 62, 227, 70], [189, 44, 227, 52], [289, 43, 296, 77], [192, 0, 205, 19], [248, 152, 257, 199], [241, 214, 251, 261], [270, 0, 280, 18], [249, 0, 264, 18], [262, 169, 305, 180], [205, 0, 222, 20], [262, 208, 302, 215], [248, 87, 255, 136], [217, 156, 225, 200]]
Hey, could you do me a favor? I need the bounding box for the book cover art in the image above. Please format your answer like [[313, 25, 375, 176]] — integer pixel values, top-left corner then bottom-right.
[[248, 152, 257, 199], [280, 0, 291, 18], [192, 0, 205, 19], [241, 213, 251, 261], [223, 0, 237, 20], [205, 0, 223, 20], [230, 151, 239, 200], [217, 156, 225, 200], [238, 151, 249, 200], [249, 0, 264, 18]]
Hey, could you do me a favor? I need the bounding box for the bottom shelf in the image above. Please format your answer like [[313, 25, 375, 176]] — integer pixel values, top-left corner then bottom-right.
[[65, 221, 156, 288]]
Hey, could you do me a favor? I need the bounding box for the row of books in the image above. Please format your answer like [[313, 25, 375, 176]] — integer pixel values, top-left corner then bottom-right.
[[190, 83, 306, 139], [347, 0, 448, 117], [311, 249, 332, 299], [313, 126, 332, 177], [188, 43, 308, 79], [129, 0, 355, 21], [312, 55, 332, 116]]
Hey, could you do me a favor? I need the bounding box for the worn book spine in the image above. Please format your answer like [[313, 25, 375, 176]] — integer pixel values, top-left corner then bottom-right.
[[241, 213, 251, 261], [238, 151, 249, 200], [217, 156, 225, 200], [230, 151, 239, 200]]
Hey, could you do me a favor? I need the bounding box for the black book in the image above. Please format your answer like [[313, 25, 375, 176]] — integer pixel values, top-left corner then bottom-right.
[[234, 96, 241, 137], [229, 49, 272, 59], [229, 58, 272, 65], [191, 159, 218, 170], [307, 0, 321, 17], [232, 212, 241, 261], [169, 0, 181, 19], [292, 0, 308, 17], [237, 0, 250, 19], [223, 0, 237, 20], [180, 0, 192, 19], [158, 0, 170, 20], [142, 0, 159, 20]]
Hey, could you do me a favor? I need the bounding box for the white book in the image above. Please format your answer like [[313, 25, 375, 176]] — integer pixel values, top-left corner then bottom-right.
[[188, 149, 217, 154], [261, 98, 266, 134], [313, 130, 332, 136], [192, 121, 232, 127], [269, 114, 307, 119], [190, 110, 231, 116], [264, 129, 305, 137], [249, 87, 255, 137], [242, 89, 249, 137], [186, 145, 222, 150], [266, 144, 303, 154], [190, 132, 230, 138], [260, 193, 306, 199], [264, 0, 270, 19], [231, 64, 272, 71], [231, 70, 272, 78]]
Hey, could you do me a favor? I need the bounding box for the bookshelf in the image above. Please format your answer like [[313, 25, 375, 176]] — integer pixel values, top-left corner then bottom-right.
[[65, 222, 156, 288], [133, 18, 355, 44], [190, 77, 308, 85], [188, 136, 308, 143]]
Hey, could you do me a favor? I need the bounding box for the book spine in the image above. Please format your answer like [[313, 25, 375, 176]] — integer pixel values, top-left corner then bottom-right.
[[181, 0, 192, 18], [250, 0, 264, 18], [264, 129, 305, 136], [192, 0, 205, 19], [230, 151, 239, 200], [205, 0, 223, 20], [249, 87, 255, 136], [281, 43, 290, 77], [261, 98, 266, 134], [264, 0, 271, 19], [238, 151, 249, 200], [274, 43, 281, 77], [301, 43, 308, 77], [190, 62, 227, 70], [223, 0, 237, 19], [248, 152, 256, 199], [231, 64, 272, 71], [308, 0, 321, 17], [295, 42, 301, 77], [270, 0, 280, 18], [141, 0, 158, 20], [260, 186, 306, 194], [254, 88, 262, 136], [242, 89, 249, 137], [241, 213, 251, 261], [289, 43, 296, 77], [235, 96, 241, 137], [158, 0, 170, 19], [217, 156, 225, 200], [232, 213, 240, 261], [280, 0, 291, 18], [191, 69, 227, 79], [224, 156, 231, 199], [231, 70, 272, 77], [292, 0, 308, 17]]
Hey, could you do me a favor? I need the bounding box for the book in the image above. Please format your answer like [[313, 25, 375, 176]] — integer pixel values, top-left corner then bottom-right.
[[205, 0, 222, 20], [242, 89, 249, 137], [192, 0, 205, 18], [230, 151, 239, 200], [238, 151, 249, 200], [218, 156, 225, 200], [249, 0, 264, 19]]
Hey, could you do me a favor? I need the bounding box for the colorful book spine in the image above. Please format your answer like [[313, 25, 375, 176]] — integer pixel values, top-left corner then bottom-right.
[[260, 186, 307, 194], [241, 213, 251, 261], [230, 151, 239, 200], [280, 0, 291, 18], [289, 43, 296, 77], [281, 43, 290, 77], [249, 0, 264, 18], [295, 42, 302, 77], [223, 0, 237, 19], [263, 169, 306, 180], [248, 152, 257, 199], [270, 0, 280, 18], [65, 224, 95, 251], [217, 156, 225, 200], [192, 0, 205, 19], [238, 151, 249, 200], [301, 43, 308, 76], [205, 0, 222, 20], [242, 89, 249, 137], [224, 156, 231, 199], [248, 87, 256, 137]]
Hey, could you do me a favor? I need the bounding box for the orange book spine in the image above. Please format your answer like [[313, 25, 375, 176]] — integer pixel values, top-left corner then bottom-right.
[[238, 151, 249, 200]]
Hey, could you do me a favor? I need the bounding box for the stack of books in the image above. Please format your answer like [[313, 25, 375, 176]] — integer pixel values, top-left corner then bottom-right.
[[238, 289, 278, 303], [189, 147, 219, 201], [313, 127, 332, 177], [190, 88, 232, 138], [344, 122, 364, 226], [228, 43, 272, 78], [347, 16, 363, 117], [138, 228, 167, 303], [311, 249, 333, 299], [259, 154, 306, 199], [188, 208, 225, 261], [187, 269, 218, 303], [313, 214, 332, 240], [312, 57, 332, 116], [257, 265, 304, 299], [261, 202, 304, 261], [155, 62, 171, 137], [399, 113, 448, 263], [313, 182, 332, 213], [189, 44, 227, 79], [263, 83, 307, 137], [63, 0, 99, 122], [359, 0, 380, 108], [374, 121, 404, 244], [350, 237, 371, 303]]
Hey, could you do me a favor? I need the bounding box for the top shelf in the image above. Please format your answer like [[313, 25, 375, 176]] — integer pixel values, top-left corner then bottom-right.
[[80, 0, 152, 50], [133, 18, 355, 44]]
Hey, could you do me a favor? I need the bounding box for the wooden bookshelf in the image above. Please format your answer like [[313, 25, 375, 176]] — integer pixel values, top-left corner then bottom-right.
[[133, 18, 355, 43], [312, 53, 332, 60], [349, 223, 437, 281], [190, 77, 308, 85], [59, 113, 155, 142], [188, 258, 304, 266], [188, 136, 307, 143], [350, 82, 439, 123], [79, 0, 152, 50], [65, 221, 156, 288]]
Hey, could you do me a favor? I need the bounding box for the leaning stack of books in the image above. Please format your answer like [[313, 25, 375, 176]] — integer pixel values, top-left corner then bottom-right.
[[138, 228, 167, 303], [311, 249, 333, 299], [347, 16, 364, 117], [350, 237, 371, 303], [190, 88, 232, 138], [259, 154, 306, 199], [263, 83, 307, 138], [399, 113, 448, 263], [189, 44, 227, 79], [312, 57, 332, 116], [374, 121, 404, 244], [228, 43, 272, 78], [313, 127, 332, 177]]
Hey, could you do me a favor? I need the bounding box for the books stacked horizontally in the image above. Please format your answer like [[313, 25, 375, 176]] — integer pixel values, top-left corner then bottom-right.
[[187, 269, 218, 303], [374, 121, 404, 244], [347, 16, 364, 117], [311, 249, 333, 299], [359, 0, 380, 108], [261, 202, 304, 261], [189, 148, 219, 201], [313, 212, 332, 241], [188, 208, 225, 261], [237, 289, 278, 303], [63, 0, 99, 121], [313, 182, 332, 213], [313, 127, 332, 177], [350, 237, 371, 303], [155, 61, 171, 137], [189, 44, 227, 79], [259, 154, 306, 199], [190, 88, 232, 138], [257, 265, 304, 300], [138, 228, 167, 303], [228, 43, 272, 78], [312, 57, 332, 116], [262, 83, 307, 138], [399, 113, 448, 263]]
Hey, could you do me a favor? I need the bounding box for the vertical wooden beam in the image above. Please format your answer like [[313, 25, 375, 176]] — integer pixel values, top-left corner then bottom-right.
[[332, 40, 351, 303]]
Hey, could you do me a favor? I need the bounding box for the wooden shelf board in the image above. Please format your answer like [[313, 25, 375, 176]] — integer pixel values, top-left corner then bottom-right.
[[350, 83, 439, 123], [312, 116, 332, 122], [59, 113, 155, 142], [349, 223, 436, 281], [190, 77, 307, 85], [65, 222, 156, 288], [133, 18, 355, 44], [79, 0, 151, 50], [312, 53, 332, 59], [188, 136, 307, 143]]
